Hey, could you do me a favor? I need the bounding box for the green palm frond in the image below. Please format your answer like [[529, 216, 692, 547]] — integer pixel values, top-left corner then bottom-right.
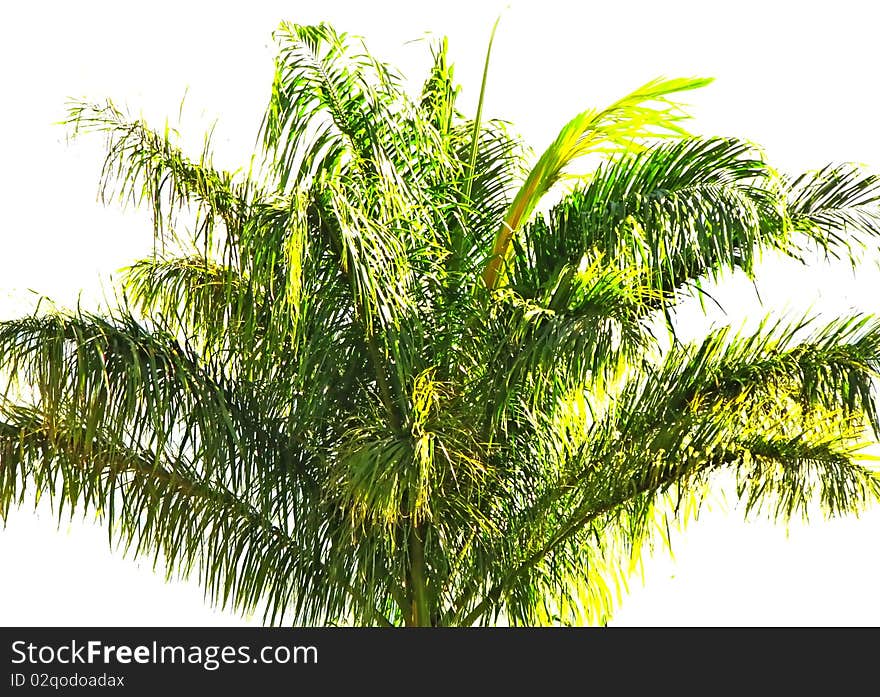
[[452, 314, 880, 624], [483, 76, 712, 288], [263, 21, 452, 198], [785, 163, 880, 263], [419, 38, 461, 136], [66, 100, 254, 245], [0, 310, 302, 507], [121, 256, 269, 360], [513, 137, 777, 310], [0, 406, 401, 626]]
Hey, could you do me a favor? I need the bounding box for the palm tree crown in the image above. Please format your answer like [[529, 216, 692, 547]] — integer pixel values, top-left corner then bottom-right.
[[2, 22, 880, 626]]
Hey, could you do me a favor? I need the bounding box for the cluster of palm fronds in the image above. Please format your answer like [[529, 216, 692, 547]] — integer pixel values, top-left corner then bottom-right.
[[2, 22, 880, 626]]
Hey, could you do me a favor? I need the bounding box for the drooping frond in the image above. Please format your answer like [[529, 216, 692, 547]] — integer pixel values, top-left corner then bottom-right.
[[0, 309, 304, 510], [121, 256, 268, 360], [450, 313, 880, 625], [474, 257, 659, 429], [0, 404, 403, 626], [66, 100, 255, 246], [263, 21, 453, 200], [784, 163, 880, 264], [514, 137, 777, 311]]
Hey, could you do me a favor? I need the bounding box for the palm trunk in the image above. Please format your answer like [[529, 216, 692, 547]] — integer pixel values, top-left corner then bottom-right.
[[407, 525, 431, 626]]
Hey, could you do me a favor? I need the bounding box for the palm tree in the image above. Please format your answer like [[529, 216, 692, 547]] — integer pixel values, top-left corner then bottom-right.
[[2, 21, 880, 627]]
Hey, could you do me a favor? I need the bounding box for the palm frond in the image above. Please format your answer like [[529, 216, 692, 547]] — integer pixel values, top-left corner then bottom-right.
[[452, 314, 880, 624], [66, 100, 254, 248], [785, 163, 880, 263], [513, 137, 777, 311], [419, 37, 460, 136], [0, 309, 301, 508], [0, 406, 401, 626], [483, 76, 713, 288]]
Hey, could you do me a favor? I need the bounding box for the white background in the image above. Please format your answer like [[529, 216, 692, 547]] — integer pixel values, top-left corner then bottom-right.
[[1, 0, 880, 625]]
